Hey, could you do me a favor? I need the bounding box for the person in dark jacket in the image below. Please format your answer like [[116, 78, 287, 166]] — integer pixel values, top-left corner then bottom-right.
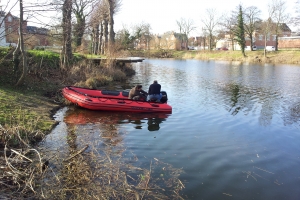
[[128, 85, 148, 101], [147, 80, 162, 102]]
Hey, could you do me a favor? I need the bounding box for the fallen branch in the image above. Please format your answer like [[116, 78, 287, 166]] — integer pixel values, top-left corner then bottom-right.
[[64, 145, 88, 162], [11, 149, 33, 162]]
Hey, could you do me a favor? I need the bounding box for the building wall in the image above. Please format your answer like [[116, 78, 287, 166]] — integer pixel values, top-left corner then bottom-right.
[[5, 12, 27, 44], [25, 34, 51, 49], [245, 33, 277, 48], [2, 12, 52, 48], [278, 37, 300, 49], [0, 14, 7, 46]]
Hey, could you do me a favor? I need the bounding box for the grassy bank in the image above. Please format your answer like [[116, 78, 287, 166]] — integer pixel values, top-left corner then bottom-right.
[[129, 49, 300, 65], [0, 47, 135, 146], [0, 47, 138, 198]]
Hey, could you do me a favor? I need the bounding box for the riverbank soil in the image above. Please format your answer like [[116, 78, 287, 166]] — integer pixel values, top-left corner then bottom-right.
[[0, 48, 136, 199]]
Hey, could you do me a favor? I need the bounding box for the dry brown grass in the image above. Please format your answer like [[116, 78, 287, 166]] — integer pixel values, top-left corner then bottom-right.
[[0, 120, 186, 199], [36, 124, 186, 200], [0, 125, 48, 199], [189, 50, 300, 64]]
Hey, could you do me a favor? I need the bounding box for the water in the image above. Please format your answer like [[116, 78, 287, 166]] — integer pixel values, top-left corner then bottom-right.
[[40, 59, 300, 199]]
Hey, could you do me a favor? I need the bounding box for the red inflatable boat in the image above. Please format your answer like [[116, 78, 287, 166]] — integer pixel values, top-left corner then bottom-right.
[[62, 86, 172, 113]]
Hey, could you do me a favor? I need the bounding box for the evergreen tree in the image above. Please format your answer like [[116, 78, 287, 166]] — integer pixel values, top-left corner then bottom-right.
[[234, 5, 246, 57]]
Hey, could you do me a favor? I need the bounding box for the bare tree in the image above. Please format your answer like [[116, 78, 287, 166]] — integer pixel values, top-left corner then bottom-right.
[[270, 0, 290, 50], [291, 0, 300, 28], [115, 26, 134, 50], [244, 6, 261, 51], [176, 18, 196, 49], [201, 8, 220, 51], [73, 0, 97, 48], [200, 28, 208, 50], [220, 12, 237, 50], [15, 0, 27, 86], [132, 22, 151, 50], [89, 0, 104, 54], [88, 0, 121, 55], [105, 0, 121, 46], [261, 3, 276, 57], [61, 0, 73, 69]]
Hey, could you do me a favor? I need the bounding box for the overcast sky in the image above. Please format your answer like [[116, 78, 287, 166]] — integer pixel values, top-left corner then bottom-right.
[[114, 0, 296, 36], [2, 0, 297, 36]]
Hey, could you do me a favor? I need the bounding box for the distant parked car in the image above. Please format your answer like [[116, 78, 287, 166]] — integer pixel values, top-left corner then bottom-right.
[[220, 47, 228, 51], [245, 45, 257, 51], [188, 46, 195, 50], [265, 46, 275, 51]]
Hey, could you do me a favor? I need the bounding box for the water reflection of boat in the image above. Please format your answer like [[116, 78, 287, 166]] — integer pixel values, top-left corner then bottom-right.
[[62, 86, 172, 113], [64, 108, 169, 131]]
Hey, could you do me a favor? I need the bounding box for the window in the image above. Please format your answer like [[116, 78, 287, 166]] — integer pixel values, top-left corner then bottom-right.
[[7, 16, 12, 22], [273, 35, 276, 41], [259, 35, 263, 40], [8, 27, 12, 33]]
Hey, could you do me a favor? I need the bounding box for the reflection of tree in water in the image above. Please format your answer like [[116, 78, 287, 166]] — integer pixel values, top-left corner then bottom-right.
[[222, 83, 255, 116], [220, 83, 283, 126], [283, 102, 300, 126], [258, 99, 276, 126], [228, 84, 241, 115], [66, 124, 77, 149], [38, 109, 184, 199]]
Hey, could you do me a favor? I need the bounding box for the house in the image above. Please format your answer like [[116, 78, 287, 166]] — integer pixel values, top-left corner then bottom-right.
[[1, 12, 52, 48], [4, 12, 26, 45], [151, 32, 187, 50], [216, 23, 292, 50], [0, 11, 16, 46], [0, 11, 7, 46], [245, 23, 291, 49], [26, 26, 51, 48], [193, 36, 209, 50]]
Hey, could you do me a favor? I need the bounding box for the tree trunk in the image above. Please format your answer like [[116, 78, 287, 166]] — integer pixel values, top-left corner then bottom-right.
[[61, 0, 73, 69], [99, 22, 103, 55], [264, 35, 267, 58], [102, 19, 108, 55], [275, 35, 278, 51], [91, 24, 99, 55], [209, 33, 212, 51], [15, 0, 27, 86], [107, 0, 115, 45], [13, 39, 20, 77], [249, 35, 253, 51], [74, 17, 85, 47], [231, 35, 234, 51], [93, 25, 99, 54]]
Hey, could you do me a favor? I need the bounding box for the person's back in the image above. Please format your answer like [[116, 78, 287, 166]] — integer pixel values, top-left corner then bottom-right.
[[147, 80, 162, 102], [148, 81, 161, 95]]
